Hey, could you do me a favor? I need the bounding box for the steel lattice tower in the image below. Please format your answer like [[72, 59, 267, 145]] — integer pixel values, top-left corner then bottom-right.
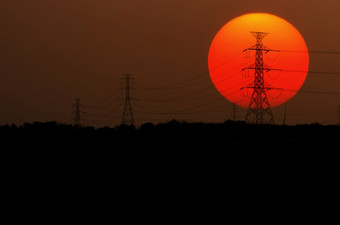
[[242, 32, 275, 124], [72, 98, 82, 127], [121, 74, 135, 126]]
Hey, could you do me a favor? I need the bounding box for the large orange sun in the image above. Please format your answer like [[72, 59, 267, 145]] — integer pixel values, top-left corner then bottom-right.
[[208, 13, 309, 108]]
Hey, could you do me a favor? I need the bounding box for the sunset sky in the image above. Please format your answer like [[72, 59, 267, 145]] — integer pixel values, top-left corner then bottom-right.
[[208, 13, 309, 109], [1, 0, 340, 126]]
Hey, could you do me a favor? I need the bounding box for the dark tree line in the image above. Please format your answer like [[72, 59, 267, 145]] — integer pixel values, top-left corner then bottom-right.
[[2, 120, 339, 216]]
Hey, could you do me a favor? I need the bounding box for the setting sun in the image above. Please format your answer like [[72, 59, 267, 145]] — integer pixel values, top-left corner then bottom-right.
[[208, 13, 309, 108]]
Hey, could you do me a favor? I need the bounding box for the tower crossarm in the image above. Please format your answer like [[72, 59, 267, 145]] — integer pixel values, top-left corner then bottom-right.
[[244, 46, 280, 53], [242, 63, 273, 73], [240, 86, 283, 91]]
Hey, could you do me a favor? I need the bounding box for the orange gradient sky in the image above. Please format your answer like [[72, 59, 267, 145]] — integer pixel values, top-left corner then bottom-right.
[[1, 1, 340, 126], [208, 13, 309, 108]]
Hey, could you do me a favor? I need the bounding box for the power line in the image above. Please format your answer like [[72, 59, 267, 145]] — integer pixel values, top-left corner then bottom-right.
[[135, 104, 231, 116], [268, 69, 340, 76], [83, 97, 121, 109], [138, 71, 209, 90], [134, 70, 244, 103], [70, 47, 340, 127], [134, 84, 246, 116], [138, 52, 243, 90], [283, 89, 340, 96], [281, 50, 340, 55]]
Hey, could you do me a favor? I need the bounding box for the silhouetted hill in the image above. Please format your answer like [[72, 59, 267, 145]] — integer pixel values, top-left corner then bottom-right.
[[2, 120, 339, 215]]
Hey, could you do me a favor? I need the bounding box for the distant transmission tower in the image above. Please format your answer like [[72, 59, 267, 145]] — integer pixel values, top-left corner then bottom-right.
[[121, 74, 135, 126], [241, 31, 279, 124], [72, 98, 82, 127]]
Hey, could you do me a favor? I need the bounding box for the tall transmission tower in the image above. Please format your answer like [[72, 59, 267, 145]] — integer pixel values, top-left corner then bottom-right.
[[121, 74, 135, 126], [241, 31, 278, 124], [72, 98, 82, 127]]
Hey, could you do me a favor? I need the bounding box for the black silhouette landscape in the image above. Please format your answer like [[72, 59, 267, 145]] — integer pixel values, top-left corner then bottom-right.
[[4, 120, 338, 208]]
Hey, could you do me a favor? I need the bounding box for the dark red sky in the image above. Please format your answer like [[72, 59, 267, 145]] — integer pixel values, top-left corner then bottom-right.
[[1, 0, 340, 126]]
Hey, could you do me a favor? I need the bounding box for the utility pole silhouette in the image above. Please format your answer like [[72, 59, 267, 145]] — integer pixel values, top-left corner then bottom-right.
[[233, 103, 236, 121], [338, 105, 340, 125], [72, 98, 82, 127], [241, 31, 279, 124], [283, 104, 288, 125], [121, 74, 135, 126]]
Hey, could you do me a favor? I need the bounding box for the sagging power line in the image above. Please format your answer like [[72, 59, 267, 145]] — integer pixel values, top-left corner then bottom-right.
[[71, 47, 340, 127]]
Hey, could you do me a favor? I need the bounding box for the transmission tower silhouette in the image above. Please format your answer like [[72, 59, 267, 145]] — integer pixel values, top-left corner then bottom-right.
[[121, 74, 135, 126], [241, 31, 279, 124], [72, 98, 82, 127]]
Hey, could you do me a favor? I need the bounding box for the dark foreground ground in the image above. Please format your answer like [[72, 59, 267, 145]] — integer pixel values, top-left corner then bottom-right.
[[2, 120, 339, 218]]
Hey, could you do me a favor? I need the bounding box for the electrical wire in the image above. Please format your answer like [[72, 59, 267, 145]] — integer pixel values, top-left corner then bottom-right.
[[134, 82, 248, 115], [81, 49, 340, 126], [134, 70, 244, 103], [138, 52, 243, 90], [280, 50, 340, 55]]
